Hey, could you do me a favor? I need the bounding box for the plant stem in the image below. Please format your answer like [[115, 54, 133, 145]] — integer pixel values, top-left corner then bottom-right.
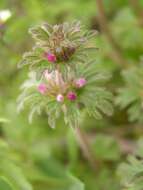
[[74, 126, 97, 171], [130, 0, 143, 26], [96, 0, 127, 66]]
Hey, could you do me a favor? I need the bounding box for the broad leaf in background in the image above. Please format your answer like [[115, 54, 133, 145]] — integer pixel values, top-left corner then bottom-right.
[[27, 157, 84, 190], [91, 134, 121, 161], [0, 160, 33, 190], [0, 177, 14, 190], [116, 64, 143, 123], [117, 139, 143, 190], [0, 118, 10, 123], [0, 139, 33, 190]]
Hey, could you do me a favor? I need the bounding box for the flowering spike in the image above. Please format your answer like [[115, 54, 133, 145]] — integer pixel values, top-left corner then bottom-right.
[[75, 78, 86, 88], [18, 21, 113, 128], [67, 92, 77, 101], [56, 94, 64, 102], [38, 84, 47, 94]]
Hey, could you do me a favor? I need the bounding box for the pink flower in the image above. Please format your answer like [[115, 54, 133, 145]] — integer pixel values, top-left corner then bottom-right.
[[44, 70, 51, 80], [67, 92, 77, 101], [56, 94, 64, 102], [38, 83, 47, 94], [44, 52, 56, 63], [75, 78, 86, 88], [43, 70, 67, 93]]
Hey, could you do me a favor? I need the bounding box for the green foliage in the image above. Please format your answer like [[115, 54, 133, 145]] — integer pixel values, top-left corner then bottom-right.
[[92, 134, 121, 161], [0, 177, 14, 190], [112, 7, 143, 50], [0, 161, 33, 190], [0, 140, 33, 190], [33, 158, 84, 190], [116, 64, 143, 122], [0, 138, 84, 190], [1, 0, 143, 189], [0, 118, 10, 123], [117, 140, 143, 190]]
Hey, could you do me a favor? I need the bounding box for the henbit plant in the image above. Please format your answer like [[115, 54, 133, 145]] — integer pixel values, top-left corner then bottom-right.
[[17, 21, 113, 171], [17, 21, 113, 129], [116, 63, 143, 123], [2, 1, 143, 189]]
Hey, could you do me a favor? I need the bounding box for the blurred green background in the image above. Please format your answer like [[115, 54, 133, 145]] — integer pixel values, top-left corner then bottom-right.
[[1, 0, 143, 190]]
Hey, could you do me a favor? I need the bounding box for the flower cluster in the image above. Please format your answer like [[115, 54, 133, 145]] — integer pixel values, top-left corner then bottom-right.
[[37, 69, 86, 102], [18, 21, 97, 73], [18, 21, 113, 128]]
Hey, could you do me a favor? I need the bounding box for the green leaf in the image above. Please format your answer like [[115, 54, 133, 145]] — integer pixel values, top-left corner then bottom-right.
[[0, 160, 33, 190], [0, 177, 14, 190], [116, 64, 143, 122], [117, 137, 143, 190], [35, 158, 85, 190], [29, 25, 49, 41], [0, 118, 10, 123], [92, 134, 121, 161], [18, 51, 43, 68]]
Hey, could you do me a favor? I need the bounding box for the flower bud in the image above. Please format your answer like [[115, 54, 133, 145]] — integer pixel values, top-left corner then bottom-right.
[[56, 94, 64, 102], [0, 10, 11, 23], [38, 84, 47, 94], [45, 52, 56, 63], [67, 92, 77, 101], [75, 78, 86, 88]]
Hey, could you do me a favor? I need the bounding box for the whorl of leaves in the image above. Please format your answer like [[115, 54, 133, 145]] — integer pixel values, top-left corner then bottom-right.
[[116, 64, 143, 123], [17, 62, 113, 128], [18, 21, 97, 74], [18, 21, 113, 128]]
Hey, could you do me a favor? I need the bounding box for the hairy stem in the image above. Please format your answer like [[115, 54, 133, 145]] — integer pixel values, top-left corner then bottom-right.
[[74, 126, 97, 170], [96, 0, 127, 66]]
